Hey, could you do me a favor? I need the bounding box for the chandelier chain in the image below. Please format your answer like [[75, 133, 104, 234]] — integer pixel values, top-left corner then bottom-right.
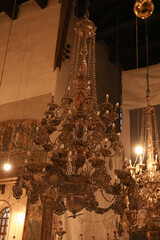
[[0, 0, 17, 87], [145, 19, 150, 101]]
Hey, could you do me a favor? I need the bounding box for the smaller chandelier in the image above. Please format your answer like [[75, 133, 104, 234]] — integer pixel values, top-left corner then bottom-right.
[[12, 14, 123, 217], [113, 2, 160, 239], [115, 100, 160, 240]]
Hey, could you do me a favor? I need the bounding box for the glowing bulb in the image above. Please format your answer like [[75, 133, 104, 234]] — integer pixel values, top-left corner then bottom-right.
[[68, 110, 72, 115], [87, 85, 91, 91], [67, 86, 70, 92], [106, 94, 109, 101], [4, 163, 11, 171], [135, 146, 143, 155], [155, 154, 158, 162], [52, 92, 54, 101], [17, 212, 25, 225], [129, 159, 132, 166], [97, 111, 100, 117], [149, 162, 153, 169]]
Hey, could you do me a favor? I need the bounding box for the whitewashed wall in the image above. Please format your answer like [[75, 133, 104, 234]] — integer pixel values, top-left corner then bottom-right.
[[0, 0, 60, 121], [0, 1, 61, 239], [0, 183, 27, 240]]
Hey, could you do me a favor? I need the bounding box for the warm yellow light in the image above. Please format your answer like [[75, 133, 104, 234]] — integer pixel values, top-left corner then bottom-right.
[[148, 162, 153, 169], [3, 163, 11, 171], [135, 146, 143, 155], [17, 212, 25, 225]]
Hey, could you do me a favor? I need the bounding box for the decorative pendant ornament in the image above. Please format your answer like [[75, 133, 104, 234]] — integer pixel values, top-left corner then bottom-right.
[[134, 0, 154, 19]]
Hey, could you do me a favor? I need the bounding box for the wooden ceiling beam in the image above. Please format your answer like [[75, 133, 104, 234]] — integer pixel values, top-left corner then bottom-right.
[[97, 0, 127, 29], [90, 0, 119, 14], [97, 12, 160, 40], [108, 30, 135, 53], [109, 40, 160, 62], [75, 0, 87, 17], [54, 0, 74, 70], [34, 0, 48, 9], [0, 0, 18, 19]]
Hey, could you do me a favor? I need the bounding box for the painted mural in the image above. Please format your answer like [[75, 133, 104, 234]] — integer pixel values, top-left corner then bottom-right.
[[22, 199, 43, 240], [22, 198, 56, 240], [0, 119, 47, 167]]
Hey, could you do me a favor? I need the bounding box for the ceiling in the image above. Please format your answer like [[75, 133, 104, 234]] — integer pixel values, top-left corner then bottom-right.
[[0, 0, 160, 70], [0, 0, 48, 19], [77, 0, 160, 70]]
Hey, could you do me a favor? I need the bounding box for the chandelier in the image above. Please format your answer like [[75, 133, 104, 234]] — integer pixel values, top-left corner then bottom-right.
[[12, 13, 123, 217], [113, 1, 160, 239], [115, 101, 160, 239]]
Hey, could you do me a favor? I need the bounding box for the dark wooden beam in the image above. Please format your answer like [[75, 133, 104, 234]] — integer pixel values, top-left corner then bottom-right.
[[54, 0, 74, 70], [34, 0, 48, 9], [90, 0, 119, 14], [108, 30, 135, 55], [97, 0, 128, 28], [0, 166, 22, 183], [75, 0, 87, 18], [109, 40, 160, 62], [97, 12, 160, 40], [0, 0, 18, 19]]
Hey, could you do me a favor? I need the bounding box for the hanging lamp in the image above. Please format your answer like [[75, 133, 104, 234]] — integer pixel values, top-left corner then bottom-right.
[[12, 9, 123, 217], [114, 2, 160, 239]]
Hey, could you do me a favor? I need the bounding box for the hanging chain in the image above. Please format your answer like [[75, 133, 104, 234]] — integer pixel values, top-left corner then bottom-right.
[[136, 17, 139, 70], [145, 19, 150, 103], [0, 0, 17, 87], [115, 0, 119, 102], [84, 0, 90, 18], [136, 16, 140, 141]]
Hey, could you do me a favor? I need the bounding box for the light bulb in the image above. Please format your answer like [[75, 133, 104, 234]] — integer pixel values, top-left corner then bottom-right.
[[135, 146, 143, 155], [4, 163, 11, 171], [140, 155, 143, 164], [149, 162, 153, 169]]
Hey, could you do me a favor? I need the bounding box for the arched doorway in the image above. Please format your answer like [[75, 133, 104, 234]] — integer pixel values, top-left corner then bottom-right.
[[0, 207, 10, 240]]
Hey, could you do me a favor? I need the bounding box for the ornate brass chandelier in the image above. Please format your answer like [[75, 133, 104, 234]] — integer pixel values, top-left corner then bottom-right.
[[115, 99, 160, 239], [12, 13, 123, 217], [113, 1, 160, 239]]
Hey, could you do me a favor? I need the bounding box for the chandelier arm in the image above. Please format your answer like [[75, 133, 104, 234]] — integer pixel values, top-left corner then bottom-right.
[[100, 189, 116, 203], [86, 205, 112, 215], [54, 134, 65, 145], [56, 128, 63, 132], [108, 153, 117, 158]]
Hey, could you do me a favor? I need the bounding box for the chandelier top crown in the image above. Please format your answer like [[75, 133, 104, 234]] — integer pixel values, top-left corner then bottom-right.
[[75, 15, 97, 37]]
